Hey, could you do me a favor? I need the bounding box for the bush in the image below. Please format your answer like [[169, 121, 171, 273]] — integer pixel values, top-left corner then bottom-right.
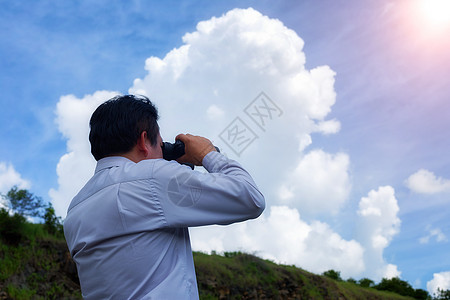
[[0, 208, 27, 245], [322, 269, 342, 281], [375, 277, 416, 298], [413, 288, 430, 300], [358, 278, 374, 288], [346, 278, 357, 284], [43, 204, 63, 237]]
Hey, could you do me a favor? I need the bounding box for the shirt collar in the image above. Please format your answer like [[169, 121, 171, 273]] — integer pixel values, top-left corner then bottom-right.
[[95, 156, 135, 173]]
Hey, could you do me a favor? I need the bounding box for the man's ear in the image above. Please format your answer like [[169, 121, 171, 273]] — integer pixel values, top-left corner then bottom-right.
[[137, 131, 149, 157]]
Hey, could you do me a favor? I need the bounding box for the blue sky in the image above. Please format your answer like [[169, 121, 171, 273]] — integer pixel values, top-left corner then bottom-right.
[[1, 0, 450, 293]]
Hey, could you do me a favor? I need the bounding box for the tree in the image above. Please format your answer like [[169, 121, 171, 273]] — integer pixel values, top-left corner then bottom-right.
[[0, 208, 27, 245], [434, 288, 450, 300], [375, 277, 415, 297], [412, 288, 429, 300], [322, 270, 342, 281], [1, 186, 45, 218], [43, 203, 63, 236], [358, 278, 374, 288]]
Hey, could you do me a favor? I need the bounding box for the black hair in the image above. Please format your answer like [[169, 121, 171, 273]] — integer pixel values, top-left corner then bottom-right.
[[89, 95, 159, 161]]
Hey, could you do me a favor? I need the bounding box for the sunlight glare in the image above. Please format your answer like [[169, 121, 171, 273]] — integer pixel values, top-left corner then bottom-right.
[[416, 0, 450, 29]]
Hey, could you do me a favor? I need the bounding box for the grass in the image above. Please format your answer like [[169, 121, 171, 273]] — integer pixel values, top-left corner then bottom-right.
[[193, 251, 415, 300], [336, 281, 414, 300], [0, 210, 81, 300]]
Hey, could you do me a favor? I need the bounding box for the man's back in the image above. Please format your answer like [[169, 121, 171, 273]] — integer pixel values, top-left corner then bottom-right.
[[64, 152, 264, 299]]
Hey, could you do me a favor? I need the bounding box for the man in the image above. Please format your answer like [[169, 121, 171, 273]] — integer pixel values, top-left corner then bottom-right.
[[64, 95, 265, 299]]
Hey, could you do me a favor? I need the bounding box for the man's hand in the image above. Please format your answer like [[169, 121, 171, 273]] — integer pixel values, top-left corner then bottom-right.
[[175, 134, 217, 166]]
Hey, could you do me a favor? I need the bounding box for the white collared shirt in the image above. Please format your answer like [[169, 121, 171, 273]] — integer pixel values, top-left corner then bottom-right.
[[64, 151, 265, 299]]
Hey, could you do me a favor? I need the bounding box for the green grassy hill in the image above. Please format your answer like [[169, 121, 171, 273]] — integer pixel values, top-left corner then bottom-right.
[[193, 251, 413, 300], [0, 212, 419, 299]]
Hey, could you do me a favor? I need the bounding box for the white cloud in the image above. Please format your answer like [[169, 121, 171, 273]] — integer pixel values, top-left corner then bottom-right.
[[427, 271, 450, 296], [0, 162, 30, 194], [190, 205, 365, 279], [279, 149, 351, 216], [419, 226, 447, 244], [356, 186, 401, 280], [0, 162, 31, 209], [50, 91, 118, 217], [128, 8, 338, 196], [314, 119, 341, 135], [206, 104, 225, 121], [383, 264, 401, 280], [406, 169, 450, 194]]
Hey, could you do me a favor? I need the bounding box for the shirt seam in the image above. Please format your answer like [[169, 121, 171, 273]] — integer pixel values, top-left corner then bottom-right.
[[149, 162, 169, 228], [68, 171, 156, 212]]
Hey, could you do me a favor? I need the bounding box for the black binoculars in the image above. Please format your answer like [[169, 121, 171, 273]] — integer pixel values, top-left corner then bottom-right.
[[161, 140, 220, 169]]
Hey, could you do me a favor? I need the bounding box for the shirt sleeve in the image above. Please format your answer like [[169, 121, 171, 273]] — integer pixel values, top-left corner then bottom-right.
[[153, 151, 265, 227]]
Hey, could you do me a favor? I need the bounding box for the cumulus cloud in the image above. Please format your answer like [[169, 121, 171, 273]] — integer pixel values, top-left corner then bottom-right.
[[279, 149, 351, 217], [50, 91, 118, 217], [128, 7, 338, 202], [0, 162, 30, 194], [0, 162, 30, 208], [427, 271, 450, 296], [190, 205, 365, 279], [356, 186, 401, 280], [406, 169, 450, 194]]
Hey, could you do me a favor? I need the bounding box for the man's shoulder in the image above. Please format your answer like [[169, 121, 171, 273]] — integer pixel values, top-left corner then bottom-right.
[[66, 158, 159, 212]]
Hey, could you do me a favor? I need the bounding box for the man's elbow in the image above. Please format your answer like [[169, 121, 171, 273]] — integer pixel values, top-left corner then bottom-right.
[[249, 191, 265, 219]]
